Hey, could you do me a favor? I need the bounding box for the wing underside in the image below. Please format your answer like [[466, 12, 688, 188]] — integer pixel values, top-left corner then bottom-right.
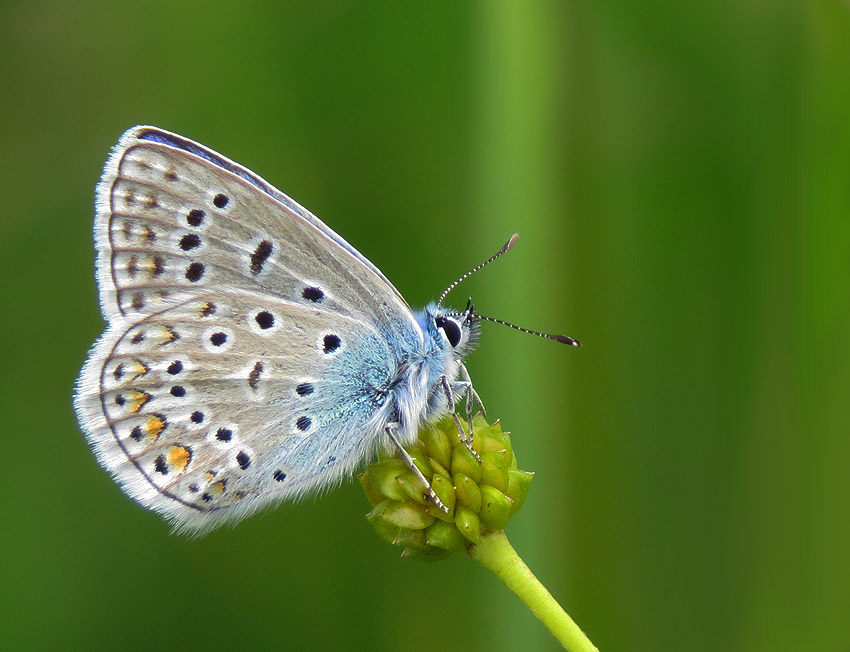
[[77, 126, 427, 532]]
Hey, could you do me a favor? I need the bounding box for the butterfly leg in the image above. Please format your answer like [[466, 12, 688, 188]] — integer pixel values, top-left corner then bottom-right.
[[446, 366, 486, 456], [385, 424, 449, 513], [458, 362, 486, 419], [441, 375, 482, 464], [448, 379, 476, 448]]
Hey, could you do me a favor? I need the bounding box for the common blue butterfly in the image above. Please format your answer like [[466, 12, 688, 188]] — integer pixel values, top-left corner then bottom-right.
[[74, 126, 580, 534]]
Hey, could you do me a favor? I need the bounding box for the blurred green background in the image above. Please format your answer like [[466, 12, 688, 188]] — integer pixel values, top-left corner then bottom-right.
[[1, 1, 848, 650]]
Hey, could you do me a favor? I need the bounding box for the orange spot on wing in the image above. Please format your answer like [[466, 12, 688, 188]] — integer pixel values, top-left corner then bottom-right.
[[167, 446, 191, 472], [150, 325, 179, 346], [145, 415, 165, 441], [127, 390, 150, 413], [130, 360, 149, 380]]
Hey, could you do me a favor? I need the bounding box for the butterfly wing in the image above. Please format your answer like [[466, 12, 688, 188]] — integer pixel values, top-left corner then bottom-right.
[[77, 292, 398, 533], [127, 127, 401, 300], [93, 125, 418, 340], [77, 126, 423, 532]]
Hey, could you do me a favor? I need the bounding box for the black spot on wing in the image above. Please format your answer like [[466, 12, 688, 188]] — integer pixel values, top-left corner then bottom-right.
[[186, 209, 205, 227], [179, 234, 201, 251], [302, 286, 324, 303], [249, 240, 273, 274], [255, 311, 274, 329], [296, 383, 314, 396], [323, 335, 340, 353], [248, 361, 263, 390], [185, 262, 205, 282]]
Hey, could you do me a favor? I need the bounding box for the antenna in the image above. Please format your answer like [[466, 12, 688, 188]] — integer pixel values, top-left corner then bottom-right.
[[437, 234, 519, 306], [472, 313, 582, 347], [440, 235, 582, 347]]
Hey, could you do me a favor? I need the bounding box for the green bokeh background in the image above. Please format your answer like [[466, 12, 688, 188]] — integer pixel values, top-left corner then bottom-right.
[[2, 2, 848, 650]]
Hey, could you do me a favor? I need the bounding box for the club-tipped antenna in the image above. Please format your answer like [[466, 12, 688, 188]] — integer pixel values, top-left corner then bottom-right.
[[437, 234, 519, 306], [471, 313, 582, 347]]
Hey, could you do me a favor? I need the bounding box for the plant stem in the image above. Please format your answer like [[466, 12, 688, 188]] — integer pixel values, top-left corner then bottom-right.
[[468, 531, 599, 652]]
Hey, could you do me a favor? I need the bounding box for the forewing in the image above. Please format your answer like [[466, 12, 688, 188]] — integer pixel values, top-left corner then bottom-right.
[[94, 125, 420, 345]]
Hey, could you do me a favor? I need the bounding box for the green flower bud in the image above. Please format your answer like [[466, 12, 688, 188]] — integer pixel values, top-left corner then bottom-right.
[[480, 450, 510, 493], [379, 500, 436, 530], [406, 445, 434, 478], [453, 472, 482, 512], [505, 469, 534, 516], [392, 527, 427, 548], [425, 519, 468, 553], [420, 426, 453, 470], [479, 484, 513, 531], [361, 415, 535, 560], [427, 456, 452, 483], [472, 420, 512, 456], [365, 501, 404, 545], [396, 471, 432, 506], [452, 441, 483, 483], [454, 505, 481, 544], [358, 467, 386, 507], [368, 458, 411, 502], [429, 474, 456, 518]]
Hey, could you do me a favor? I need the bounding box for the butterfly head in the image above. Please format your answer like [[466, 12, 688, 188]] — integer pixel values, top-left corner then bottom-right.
[[424, 299, 481, 360]]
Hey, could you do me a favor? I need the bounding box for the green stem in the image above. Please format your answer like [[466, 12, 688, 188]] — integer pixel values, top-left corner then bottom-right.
[[468, 531, 599, 652]]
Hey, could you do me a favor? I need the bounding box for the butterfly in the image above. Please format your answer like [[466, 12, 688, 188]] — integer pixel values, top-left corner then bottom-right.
[[74, 126, 580, 534]]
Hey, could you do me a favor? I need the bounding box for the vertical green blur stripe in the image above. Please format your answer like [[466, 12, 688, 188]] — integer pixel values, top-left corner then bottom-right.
[[804, 4, 850, 648], [472, 2, 568, 649], [736, 2, 850, 650]]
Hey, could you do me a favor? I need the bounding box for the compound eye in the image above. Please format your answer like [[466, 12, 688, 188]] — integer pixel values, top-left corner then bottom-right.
[[435, 316, 462, 348]]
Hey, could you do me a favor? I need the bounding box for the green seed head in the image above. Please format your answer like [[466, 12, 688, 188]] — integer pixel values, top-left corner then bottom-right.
[[359, 415, 534, 560]]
